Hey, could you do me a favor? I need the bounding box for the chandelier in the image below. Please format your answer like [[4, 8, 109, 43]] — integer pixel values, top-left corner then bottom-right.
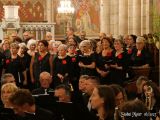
[[57, 0, 75, 14]]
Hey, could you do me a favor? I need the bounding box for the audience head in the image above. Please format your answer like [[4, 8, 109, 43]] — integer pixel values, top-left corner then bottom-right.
[[142, 81, 160, 103], [1, 73, 16, 85], [39, 72, 52, 89], [9, 89, 35, 115], [120, 99, 149, 120], [90, 85, 115, 119], [84, 76, 100, 96], [110, 84, 127, 107], [54, 84, 71, 102], [79, 75, 89, 92], [136, 36, 145, 50], [1, 83, 18, 108], [136, 76, 149, 93]]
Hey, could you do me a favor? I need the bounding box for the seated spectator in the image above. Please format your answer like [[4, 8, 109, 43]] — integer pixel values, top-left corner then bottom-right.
[[142, 81, 160, 117], [110, 84, 127, 108], [1, 83, 18, 108], [32, 72, 53, 95], [120, 99, 150, 120], [79, 75, 89, 93], [54, 84, 71, 102], [90, 85, 115, 120], [9, 89, 54, 120], [110, 84, 127, 120], [136, 76, 149, 99], [1, 73, 16, 86]]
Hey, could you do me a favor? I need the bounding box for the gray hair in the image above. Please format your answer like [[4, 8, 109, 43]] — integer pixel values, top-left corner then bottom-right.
[[27, 39, 37, 49]]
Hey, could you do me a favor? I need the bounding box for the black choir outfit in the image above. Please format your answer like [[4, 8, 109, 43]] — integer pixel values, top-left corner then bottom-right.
[[3, 55, 26, 87], [110, 50, 129, 86], [0, 51, 5, 79], [32, 52, 51, 88], [19, 52, 32, 89], [78, 52, 97, 76], [68, 54, 80, 91], [52, 55, 71, 88], [131, 48, 152, 66], [96, 51, 113, 84]]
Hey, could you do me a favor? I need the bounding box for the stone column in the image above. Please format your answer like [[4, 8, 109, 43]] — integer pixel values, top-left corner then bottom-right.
[[133, 0, 141, 35], [46, 0, 52, 23], [119, 0, 128, 35], [113, 0, 119, 36], [146, 0, 153, 33], [100, 0, 110, 34]]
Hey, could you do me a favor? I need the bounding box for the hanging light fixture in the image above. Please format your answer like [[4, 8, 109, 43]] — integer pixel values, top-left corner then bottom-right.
[[57, 0, 75, 14]]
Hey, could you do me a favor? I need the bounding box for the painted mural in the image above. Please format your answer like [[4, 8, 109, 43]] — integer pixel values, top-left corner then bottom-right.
[[55, 0, 100, 35], [0, 0, 45, 22]]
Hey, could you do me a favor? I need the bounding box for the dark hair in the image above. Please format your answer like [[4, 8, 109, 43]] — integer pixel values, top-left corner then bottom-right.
[[120, 99, 149, 120], [97, 85, 115, 119], [55, 84, 71, 96], [38, 40, 49, 47], [110, 84, 127, 101], [130, 34, 137, 43], [101, 37, 113, 48], [9, 89, 35, 106], [13, 37, 22, 43]]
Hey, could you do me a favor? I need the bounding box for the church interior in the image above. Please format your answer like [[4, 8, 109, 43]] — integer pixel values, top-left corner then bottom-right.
[[0, 0, 159, 120]]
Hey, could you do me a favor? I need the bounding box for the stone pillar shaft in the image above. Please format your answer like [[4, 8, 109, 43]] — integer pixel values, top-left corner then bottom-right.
[[133, 0, 141, 35], [100, 0, 110, 34], [119, 0, 128, 35]]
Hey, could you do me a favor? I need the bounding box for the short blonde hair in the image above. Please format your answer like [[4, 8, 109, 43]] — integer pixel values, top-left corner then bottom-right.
[[1, 83, 18, 103], [1, 83, 18, 93]]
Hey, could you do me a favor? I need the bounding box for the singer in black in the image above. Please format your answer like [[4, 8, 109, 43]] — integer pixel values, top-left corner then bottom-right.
[[52, 44, 71, 88], [3, 43, 27, 87]]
